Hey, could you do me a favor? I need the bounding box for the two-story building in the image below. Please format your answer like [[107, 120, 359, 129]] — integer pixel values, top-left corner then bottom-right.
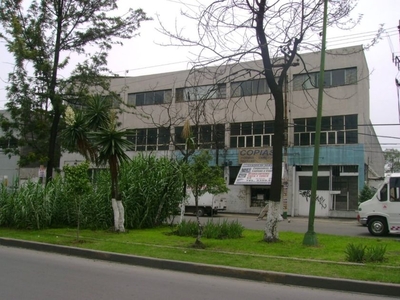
[[49, 45, 387, 217]]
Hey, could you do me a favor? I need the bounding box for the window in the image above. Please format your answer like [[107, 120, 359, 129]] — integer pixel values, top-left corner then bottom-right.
[[380, 184, 388, 202], [174, 124, 225, 149], [299, 176, 329, 190], [0, 136, 17, 150], [231, 79, 269, 97], [127, 90, 172, 106], [176, 84, 226, 102], [100, 94, 120, 109], [230, 121, 274, 148], [293, 67, 357, 90], [127, 127, 171, 151], [251, 187, 270, 207], [294, 114, 358, 146], [390, 177, 400, 202]]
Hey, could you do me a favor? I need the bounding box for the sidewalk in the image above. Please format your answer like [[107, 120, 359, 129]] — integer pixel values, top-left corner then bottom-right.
[[1, 237, 399, 298]]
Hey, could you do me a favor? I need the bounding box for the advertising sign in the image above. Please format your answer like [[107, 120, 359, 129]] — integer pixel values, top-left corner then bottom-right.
[[234, 163, 273, 185], [238, 147, 273, 164]]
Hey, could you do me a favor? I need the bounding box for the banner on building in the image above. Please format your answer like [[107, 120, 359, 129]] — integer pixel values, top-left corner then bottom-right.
[[238, 147, 273, 164], [234, 163, 273, 185]]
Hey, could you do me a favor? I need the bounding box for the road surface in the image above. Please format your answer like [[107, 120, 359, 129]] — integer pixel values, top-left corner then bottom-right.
[[0, 246, 392, 300]]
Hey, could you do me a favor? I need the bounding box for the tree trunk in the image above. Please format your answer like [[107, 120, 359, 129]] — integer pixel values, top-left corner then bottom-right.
[[194, 193, 203, 245], [111, 198, 125, 232], [179, 202, 185, 224], [46, 109, 61, 182], [116, 200, 125, 232], [263, 201, 281, 242]]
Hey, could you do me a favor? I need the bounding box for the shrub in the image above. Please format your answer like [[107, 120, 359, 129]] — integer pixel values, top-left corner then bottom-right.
[[174, 219, 198, 237], [173, 219, 244, 239], [365, 245, 387, 263], [345, 243, 387, 263], [203, 219, 244, 239], [345, 243, 366, 263]]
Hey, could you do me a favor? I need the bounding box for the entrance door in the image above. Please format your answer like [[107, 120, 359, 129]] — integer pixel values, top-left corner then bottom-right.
[[296, 171, 331, 217]]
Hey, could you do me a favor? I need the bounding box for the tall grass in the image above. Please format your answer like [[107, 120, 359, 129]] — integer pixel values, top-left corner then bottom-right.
[[0, 154, 185, 230], [120, 154, 184, 229], [173, 219, 244, 239]]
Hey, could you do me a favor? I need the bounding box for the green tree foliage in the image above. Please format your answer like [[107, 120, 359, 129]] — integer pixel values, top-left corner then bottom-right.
[[184, 150, 228, 246], [384, 149, 400, 173], [0, 0, 150, 181], [358, 184, 375, 204]]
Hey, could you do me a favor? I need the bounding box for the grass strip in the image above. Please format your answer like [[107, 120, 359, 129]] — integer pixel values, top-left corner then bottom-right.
[[1, 227, 399, 284]]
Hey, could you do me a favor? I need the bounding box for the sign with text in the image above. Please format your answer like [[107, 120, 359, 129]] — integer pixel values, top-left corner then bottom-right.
[[234, 163, 273, 185], [238, 148, 273, 164]]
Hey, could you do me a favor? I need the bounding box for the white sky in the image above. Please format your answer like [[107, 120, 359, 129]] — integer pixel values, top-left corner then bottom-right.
[[0, 0, 399, 149]]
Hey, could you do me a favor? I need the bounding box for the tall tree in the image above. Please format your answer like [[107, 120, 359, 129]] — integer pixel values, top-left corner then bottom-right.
[[0, 0, 150, 182], [159, 0, 361, 242]]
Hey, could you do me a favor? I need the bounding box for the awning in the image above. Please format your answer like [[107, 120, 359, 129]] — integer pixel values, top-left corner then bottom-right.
[[234, 163, 272, 185]]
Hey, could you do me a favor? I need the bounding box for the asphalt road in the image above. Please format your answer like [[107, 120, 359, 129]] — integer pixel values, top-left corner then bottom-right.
[[0, 246, 392, 300], [184, 213, 398, 238]]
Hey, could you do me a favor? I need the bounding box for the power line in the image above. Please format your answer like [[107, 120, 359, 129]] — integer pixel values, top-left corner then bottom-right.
[[113, 60, 190, 74]]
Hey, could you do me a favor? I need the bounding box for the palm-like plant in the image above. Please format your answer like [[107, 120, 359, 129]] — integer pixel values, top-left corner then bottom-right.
[[90, 116, 132, 232], [91, 119, 132, 198], [85, 95, 113, 131], [61, 95, 113, 163], [62, 95, 132, 231], [61, 110, 97, 162]]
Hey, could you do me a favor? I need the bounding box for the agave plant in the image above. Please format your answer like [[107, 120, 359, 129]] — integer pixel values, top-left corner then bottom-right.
[[90, 116, 132, 232]]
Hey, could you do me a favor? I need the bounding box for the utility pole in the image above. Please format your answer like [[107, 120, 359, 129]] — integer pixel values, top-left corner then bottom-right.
[[394, 20, 400, 122], [303, 0, 328, 246]]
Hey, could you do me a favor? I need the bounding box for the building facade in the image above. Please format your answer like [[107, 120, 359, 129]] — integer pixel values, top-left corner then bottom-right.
[[61, 45, 383, 218], [86, 46, 384, 217]]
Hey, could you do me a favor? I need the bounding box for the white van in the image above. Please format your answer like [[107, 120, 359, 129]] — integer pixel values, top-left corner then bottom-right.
[[357, 173, 400, 236], [182, 188, 227, 217]]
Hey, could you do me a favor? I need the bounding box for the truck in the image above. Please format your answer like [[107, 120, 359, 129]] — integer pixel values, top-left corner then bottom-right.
[[357, 173, 400, 236], [182, 188, 227, 217]]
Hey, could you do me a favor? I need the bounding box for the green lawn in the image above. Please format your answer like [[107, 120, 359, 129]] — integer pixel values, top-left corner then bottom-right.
[[1, 226, 399, 284]]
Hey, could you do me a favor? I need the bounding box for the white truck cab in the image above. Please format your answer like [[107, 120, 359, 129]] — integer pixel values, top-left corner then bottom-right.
[[358, 173, 400, 236]]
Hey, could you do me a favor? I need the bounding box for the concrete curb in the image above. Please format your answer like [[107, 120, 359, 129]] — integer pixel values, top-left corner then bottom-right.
[[1, 237, 399, 297]]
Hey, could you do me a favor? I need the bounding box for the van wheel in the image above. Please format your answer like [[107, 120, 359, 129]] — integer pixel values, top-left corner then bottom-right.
[[368, 217, 388, 236], [196, 208, 204, 217]]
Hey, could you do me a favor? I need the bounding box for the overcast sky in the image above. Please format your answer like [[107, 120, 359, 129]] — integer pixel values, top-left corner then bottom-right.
[[0, 0, 399, 150]]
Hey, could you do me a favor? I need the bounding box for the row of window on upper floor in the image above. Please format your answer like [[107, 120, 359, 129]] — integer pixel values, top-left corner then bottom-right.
[[125, 67, 358, 106], [125, 114, 358, 151]]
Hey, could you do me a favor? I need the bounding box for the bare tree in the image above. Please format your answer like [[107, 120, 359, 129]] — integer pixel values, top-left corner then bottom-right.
[[158, 0, 360, 242]]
